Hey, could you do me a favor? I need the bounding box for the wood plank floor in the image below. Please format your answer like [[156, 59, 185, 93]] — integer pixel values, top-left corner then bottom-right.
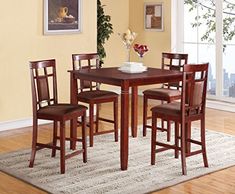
[[0, 97, 235, 194]]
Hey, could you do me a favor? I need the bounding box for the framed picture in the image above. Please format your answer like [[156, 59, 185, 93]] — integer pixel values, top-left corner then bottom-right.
[[144, 3, 163, 31], [44, 0, 81, 35]]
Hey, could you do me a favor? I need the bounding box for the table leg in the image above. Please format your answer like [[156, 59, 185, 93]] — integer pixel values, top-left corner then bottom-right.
[[70, 119, 77, 150], [131, 86, 138, 137], [120, 84, 129, 170], [185, 122, 191, 155], [70, 72, 78, 148]]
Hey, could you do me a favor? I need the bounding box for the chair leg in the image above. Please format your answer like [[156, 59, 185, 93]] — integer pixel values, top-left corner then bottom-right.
[[95, 104, 100, 133], [114, 98, 118, 142], [151, 113, 157, 165], [143, 95, 148, 137], [52, 121, 58, 157], [160, 100, 165, 133], [174, 122, 179, 158], [81, 114, 87, 163], [74, 119, 78, 149], [185, 122, 191, 155], [201, 117, 209, 167], [70, 119, 77, 150], [180, 122, 187, 175], [29, 118, 38, 168], [60, 121, 66, 174], [167, 120, 171, 142], [89, 103, 94, 147], [166, 100, 171, 142], [161, 119, 164, 132]]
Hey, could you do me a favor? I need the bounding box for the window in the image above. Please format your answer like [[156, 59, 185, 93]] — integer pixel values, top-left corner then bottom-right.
[[172, 0, 235, 103]]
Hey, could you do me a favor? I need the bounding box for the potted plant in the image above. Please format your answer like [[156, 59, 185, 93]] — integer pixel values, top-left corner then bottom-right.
[[97, 0, 113, 66]]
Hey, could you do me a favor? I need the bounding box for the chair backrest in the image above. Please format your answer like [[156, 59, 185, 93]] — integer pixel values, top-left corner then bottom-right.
[[29, 59, 57, 113], [181, 63, 209, 117], [162, 52, 188, 89], [72, 53, 100, 92]]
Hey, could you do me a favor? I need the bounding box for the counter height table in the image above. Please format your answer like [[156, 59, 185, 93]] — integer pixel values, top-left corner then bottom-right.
[[69, 67, 182, 170]]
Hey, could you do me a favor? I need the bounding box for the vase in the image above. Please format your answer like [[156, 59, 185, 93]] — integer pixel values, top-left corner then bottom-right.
[[138, 56, 144, 65], [126, 47, 131, 62]]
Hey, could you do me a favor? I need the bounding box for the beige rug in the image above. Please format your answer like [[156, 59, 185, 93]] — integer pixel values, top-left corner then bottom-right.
[[0, 127, 235, 194]]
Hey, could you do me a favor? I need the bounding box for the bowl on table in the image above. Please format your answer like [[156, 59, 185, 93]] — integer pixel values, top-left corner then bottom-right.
[[118, 62, 147, 73]]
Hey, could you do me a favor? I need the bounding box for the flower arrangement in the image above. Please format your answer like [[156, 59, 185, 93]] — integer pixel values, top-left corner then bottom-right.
[[118, 29, 137, 49], [133, 44, 149, 58]]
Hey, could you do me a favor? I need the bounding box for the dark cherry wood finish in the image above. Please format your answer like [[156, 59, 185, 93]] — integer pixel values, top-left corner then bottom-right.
[[72, 53, 118, 147], [151, 63, 209, 175], [69, 67, 182, 170], [143, 53, 188, 140], [29, 59, 87, 174]]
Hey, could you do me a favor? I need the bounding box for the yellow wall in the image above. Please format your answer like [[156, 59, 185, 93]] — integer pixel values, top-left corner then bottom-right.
[[0, 0, 171, 123], [0, 0, 97, 122], [129, 0, 171, 91], [100, 0, 130, 91], [129, 0, 171, 67], [101, 0, 171, 92], [101, 0, 130, 67], [102, 0, 171, 69], [100, 0, 171, 91]]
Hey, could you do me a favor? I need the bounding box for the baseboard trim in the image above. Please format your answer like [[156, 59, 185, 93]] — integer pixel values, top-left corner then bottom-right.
[[0, 118, 51, 132], [136, 89, 235, 113], [1, 93, 234, 132], [206, 100, 235, 113], [0, 108, 94, 132]]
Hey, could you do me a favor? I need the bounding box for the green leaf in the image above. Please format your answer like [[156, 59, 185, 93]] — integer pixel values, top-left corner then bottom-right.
[[185, 0, 235, 52], [97, 0, 113, 66]]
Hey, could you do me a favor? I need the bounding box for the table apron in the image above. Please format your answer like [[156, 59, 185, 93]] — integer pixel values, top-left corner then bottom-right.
[[128, 77, 182, 87], [73, 74, 182, 88], [73, 74, 121, 87]]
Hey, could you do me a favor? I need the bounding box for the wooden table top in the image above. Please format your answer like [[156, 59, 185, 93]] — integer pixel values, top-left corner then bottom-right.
[[69, 67, 183, 86]]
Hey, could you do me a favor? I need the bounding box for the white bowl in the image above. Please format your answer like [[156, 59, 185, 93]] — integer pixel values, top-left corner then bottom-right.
[[118, 65, 147, 73], [123, 62, 144, 68]]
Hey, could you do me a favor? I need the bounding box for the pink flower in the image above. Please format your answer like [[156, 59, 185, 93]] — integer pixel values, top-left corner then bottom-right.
[[133, 44, 149, 57]]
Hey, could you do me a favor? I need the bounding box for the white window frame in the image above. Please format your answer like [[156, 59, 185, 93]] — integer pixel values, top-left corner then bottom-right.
[[172, 0, 235, 111]]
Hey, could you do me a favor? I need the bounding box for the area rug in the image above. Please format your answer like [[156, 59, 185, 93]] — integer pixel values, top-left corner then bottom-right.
[[0, 127, 235, 194]]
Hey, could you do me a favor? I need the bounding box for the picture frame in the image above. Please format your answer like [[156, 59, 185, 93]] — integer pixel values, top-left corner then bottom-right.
[[44, 0, 81, 35], [144, 3, 163, 31]]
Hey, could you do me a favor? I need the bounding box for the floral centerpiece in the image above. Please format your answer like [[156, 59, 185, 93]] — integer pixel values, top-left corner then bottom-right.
[[118, 29, 137, 61], [118, 42, 148, 73], [133, 44, 149, 58]]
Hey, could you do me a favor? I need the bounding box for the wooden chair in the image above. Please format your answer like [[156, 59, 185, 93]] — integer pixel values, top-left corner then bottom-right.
[[151, 63, 209, 175], [143, 53, 188, 139], [29, 59, 87, 174], [72, 53, 118, 147]]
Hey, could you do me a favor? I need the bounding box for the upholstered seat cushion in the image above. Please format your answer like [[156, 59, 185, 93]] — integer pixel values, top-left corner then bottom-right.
[[37, 104, 87, 120], [77, 90, 118, 102], [151, 102, 181, 117], [151, 101, 200, 118], [143, 88, 181, 101]]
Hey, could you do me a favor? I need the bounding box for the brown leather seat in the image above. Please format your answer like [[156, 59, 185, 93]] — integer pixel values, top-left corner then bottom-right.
[[72, 53, 118, 147], [143, 53, 188, 141], [151, 102, 181, 116], [77, 90, 118, 102], [28, 59, 87, 174], [37, 104, 87, 119], [143, 88, 181, 101], [151, 63, 209, 175]]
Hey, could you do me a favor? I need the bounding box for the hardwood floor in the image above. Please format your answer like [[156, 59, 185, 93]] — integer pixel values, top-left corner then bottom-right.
[[0, 96, 235, 194]]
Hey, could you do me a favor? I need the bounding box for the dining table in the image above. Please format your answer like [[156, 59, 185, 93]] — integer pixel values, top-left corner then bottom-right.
[[69, 67, 182, 170]]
